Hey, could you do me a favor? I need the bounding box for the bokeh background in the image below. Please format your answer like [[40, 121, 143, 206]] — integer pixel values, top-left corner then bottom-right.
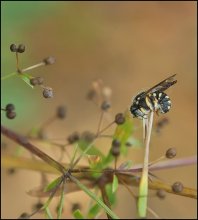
[[1, 1, 197, 219]]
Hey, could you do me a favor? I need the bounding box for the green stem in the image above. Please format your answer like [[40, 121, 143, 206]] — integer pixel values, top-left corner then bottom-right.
[[1, 72, 18, 80]]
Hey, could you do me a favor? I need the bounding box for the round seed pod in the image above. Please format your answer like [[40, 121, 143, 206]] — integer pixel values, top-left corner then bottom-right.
[[30, 78, 39, 86], [37, 77, 44, 85], [115, 113, 125, 125], [6, 111, 16, 119], [57, 106, 66, 119], [156, 189, 166, 199], [17, 44, 25, 53], [10, 44, 17, 52], [111, 139, 121, 157], [43, 56, 55, 65], [32, 202, 43, 211], [6, 103, 15, 111], [81, 131, 95, 143], [43, 87, 53, 98], [166, 148, 177, 159], [18, 212, 29, 219], [172, 181, 183, 193], [101, 101, 111, 111], [67, 132, 80, 144]]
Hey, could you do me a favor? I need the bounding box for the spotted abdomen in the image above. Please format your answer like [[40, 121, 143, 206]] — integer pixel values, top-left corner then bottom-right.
[[152, 91, 171, 114]]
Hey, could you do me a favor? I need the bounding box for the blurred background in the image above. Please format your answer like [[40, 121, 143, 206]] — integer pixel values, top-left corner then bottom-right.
[[1, 1, 197, 219]]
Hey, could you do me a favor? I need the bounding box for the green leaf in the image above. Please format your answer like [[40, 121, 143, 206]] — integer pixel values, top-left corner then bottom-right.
[[113, 111, 133, 155], [126, 137, 142, 148], [112, 175, 119, 193], [105, 184, 116, 205], [18, 73, 34, 88], [87, 203, 101, 219], [70, 175, 119, 219], [44, 176, 62, 192], [57, 182, 65, 219], [78, 139, 104, 159], [73, 209, 85, 219]]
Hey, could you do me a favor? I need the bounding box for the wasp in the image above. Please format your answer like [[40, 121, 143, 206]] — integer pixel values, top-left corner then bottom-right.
[[130, 74, 177, 119]]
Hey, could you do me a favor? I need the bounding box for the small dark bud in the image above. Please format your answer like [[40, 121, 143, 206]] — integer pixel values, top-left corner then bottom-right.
[[172, 181, 184, 193], [86, 89, 97, 100], [57, 106, 66, 119], [43, 56, 55, 65], [17, 44, 25, 53], [156, 189, 166, 199], [30, 78, 39, 86], [6, 103, 15, 111], [10, 44, 17, 52], [111, 139, 121, 157], [67, 132, 80, 144], [18, 212, 29, 219], [112, 139, 121, 148], [37, 77, 44, 85], [6, 111, 16, 119], [43, 87, 53, 98], [81, 131, 95, 143], [166, 148, 177, 159], [71, 203, 81, 212], [7, 168, 16, 175], [101, 101, 111, 111], [115, 113, 125, 125], [33, 202, 43, 211]]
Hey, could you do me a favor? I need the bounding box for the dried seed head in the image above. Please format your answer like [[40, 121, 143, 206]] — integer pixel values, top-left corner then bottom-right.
[[112, 139, 121, 148], [37, 77, 44, 85], [57, 106, 67, 119], [86, 89, 97, 100], [10, 44, 17, 52], [18, 212, 29, 219], [43, 56, 56, 65], [67, 132, 80, 144], [101, 101, 111, 111], [30, 78, 39, 86], [7, 168, 16, 175], [166, 148, 177, 159], [6, 103, 15, 111], [17, 44, 25, 53], [43, 87, 53, 98], [172, 181, 183, 193], [115, 113, 125, 125], [33, 202, 43, 210], [111, 139, 121, 157], [81, 131, 95, 143], [156, 189, 166, 199], [6, 111, 16, 119]]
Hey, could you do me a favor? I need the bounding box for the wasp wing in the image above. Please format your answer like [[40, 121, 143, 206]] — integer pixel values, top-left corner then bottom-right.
[[140, 74, 177, 98]]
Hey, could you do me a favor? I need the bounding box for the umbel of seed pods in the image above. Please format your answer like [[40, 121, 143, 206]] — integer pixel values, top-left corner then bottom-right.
[[10, 43, 55, 98]]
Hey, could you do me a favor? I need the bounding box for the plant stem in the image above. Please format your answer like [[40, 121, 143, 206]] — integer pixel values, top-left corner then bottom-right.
[[1, 72, 18, 80], [138, 111, 154, 218]]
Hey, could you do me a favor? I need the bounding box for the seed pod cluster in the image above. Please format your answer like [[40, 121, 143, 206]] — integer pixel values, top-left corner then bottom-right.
[[111, 139, 121, 157], [5, 103, 16, 119], [10, 43, 25, 53]]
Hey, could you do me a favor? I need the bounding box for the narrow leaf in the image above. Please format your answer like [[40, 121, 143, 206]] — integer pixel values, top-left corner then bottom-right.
[[57, 182, 65, 219], [87, 203, 101, 219], [44, 176, 62, 192], [112, 175, 119, 193], [18, 73, 34, 88], [73, 209, 85, 219], [70, 175, 119, 219]]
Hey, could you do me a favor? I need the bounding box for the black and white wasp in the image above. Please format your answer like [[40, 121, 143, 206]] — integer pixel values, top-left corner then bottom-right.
[[130, 74, 177, 120]]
